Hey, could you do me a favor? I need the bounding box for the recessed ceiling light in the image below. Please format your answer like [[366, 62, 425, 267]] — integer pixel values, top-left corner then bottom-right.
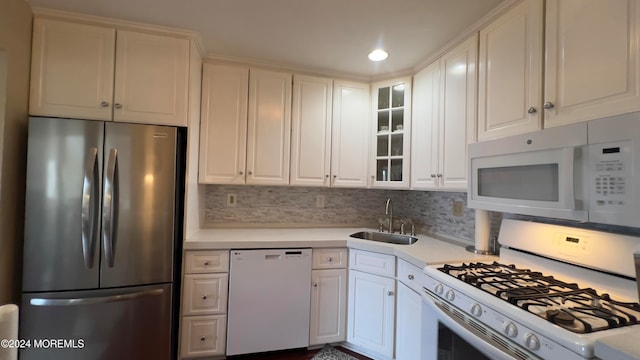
[[368, 49, 388, 62]]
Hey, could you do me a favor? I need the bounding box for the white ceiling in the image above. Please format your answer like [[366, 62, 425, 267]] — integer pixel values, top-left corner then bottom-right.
[[25, 0, 507, 79]]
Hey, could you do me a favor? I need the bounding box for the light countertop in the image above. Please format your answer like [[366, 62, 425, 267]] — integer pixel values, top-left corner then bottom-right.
[[185, 228, 497, 269]]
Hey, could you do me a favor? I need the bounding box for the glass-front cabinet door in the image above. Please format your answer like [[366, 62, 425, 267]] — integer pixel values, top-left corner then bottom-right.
[[371, 77, 411, 188]]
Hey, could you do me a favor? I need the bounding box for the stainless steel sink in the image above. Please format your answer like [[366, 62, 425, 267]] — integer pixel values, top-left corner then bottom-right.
[[349, 231, 418, 245]]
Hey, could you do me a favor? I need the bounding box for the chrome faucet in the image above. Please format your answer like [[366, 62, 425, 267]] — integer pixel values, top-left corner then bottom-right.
[[385, 198, 393, 233]]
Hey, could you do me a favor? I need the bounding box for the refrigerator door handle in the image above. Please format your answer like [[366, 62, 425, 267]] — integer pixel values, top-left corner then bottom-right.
[[29, 288, 164, 306], [81, 148, 99, 268], [103, 148, 119, 268]]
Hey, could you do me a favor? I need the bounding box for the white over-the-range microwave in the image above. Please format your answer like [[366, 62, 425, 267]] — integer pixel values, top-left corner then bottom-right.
[[468, 111, 640, 227]]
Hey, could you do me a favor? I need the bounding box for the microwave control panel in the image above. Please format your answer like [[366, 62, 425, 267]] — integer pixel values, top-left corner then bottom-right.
[[589, 140, 631, 213]]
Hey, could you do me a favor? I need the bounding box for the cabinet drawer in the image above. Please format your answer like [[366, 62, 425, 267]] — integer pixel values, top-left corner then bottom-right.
[[349, 249, 395, 277], [184, 250, 229, 273], [397, 259, 426, 293], [312, 248, 348, 269], [182, 274, 228, 316], [180, 315, 226, 358]]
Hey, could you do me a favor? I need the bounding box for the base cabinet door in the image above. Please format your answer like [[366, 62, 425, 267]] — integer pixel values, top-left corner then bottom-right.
[[347, 269, 395, 359], [309, 269, 347, 345], [395, 282, 422, 360]]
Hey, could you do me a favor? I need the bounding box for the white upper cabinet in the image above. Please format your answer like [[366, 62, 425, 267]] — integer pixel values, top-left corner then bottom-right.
[[290, 75, 333, 187], [199, 63, 248, 184], [30, 18, 115, 121], [370, 77, 412, 189], [544, 0, 640, 128], [440, 35, 477, 190], [331, 80, 370, 188], [412, 35, 477, 191], [411, 61, 440, 190], [246, 68, 292, 185], [477, 0, 543, 140], [113, 30, 189, 126], [29, 18, 190, 126]]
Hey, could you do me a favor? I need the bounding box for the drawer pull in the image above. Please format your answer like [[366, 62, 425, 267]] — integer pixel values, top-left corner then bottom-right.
[[200, 336, 206, 341], [327, 257, 333, 262], [203, 261, 209, 266], [202, 294, 208, 300], [408, 274, 414, 280]]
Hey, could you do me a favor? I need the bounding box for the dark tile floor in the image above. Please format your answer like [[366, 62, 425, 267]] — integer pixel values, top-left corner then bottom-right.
[[226, 346, 371, 360]]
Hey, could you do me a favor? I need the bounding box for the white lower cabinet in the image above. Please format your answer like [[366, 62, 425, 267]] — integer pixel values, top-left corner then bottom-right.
[[347, 250, 396, 359], [180, 251, 229, 359], [395, 259, 425, 360], [310, 248, 348, 345]]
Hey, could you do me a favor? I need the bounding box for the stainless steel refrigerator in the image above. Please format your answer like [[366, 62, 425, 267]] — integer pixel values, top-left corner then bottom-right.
[[20, 117, 185, 360]]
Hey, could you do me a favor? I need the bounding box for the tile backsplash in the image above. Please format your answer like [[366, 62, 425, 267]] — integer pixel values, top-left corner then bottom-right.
[[203, 185, 640, 243], [204, 185, 476, 243]]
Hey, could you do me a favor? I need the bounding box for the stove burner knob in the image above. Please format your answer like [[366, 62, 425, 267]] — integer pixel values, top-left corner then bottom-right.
[[525, 333, 541, 351], [434, 284, 444, 295], [445, 290, 455, 301], [470, 304, 482, 317], [503, 322, 518, 338]]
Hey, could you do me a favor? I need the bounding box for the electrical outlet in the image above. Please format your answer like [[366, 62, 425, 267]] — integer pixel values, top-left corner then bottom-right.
[[452, 200, 464, 217], [226, 193, 237, 207], [316, 195, 326, 208]]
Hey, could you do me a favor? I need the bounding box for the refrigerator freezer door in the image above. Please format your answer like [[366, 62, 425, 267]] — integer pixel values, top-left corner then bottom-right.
[[23, 117, 103, 292], [100, 122, 176, 288], [19, 283, 172, 360]]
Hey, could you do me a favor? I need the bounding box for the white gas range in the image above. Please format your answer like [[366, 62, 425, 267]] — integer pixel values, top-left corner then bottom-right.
[[421, 219, 640, 360]]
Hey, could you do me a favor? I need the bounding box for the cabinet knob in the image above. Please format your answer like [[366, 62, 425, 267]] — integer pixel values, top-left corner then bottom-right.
[[200, 336, 206, 342], [327, 257, 333, 262], [325, 174, 329, 179], [430, 174, 436, 178], [408, 274, 414, 280], [114, 103, 123, 109], [527, 106, 537, 114], [543, 101, 555, 110], [202, 294, 208, 300], [387, 290, 394, 296], [313, 282, 318, 288], [203, 261, 209, 266], [436, 174, 442, 178], [248, 171, 253, 175], [100, 101, 110, 108], [239, 171, 244, 175]]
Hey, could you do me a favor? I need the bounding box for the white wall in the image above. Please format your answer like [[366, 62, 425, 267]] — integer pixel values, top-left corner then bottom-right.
[[0, 0, 32, 305]]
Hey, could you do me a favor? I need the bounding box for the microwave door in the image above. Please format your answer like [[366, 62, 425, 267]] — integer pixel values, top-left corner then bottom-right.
[[23, 117, 103, 292], [100, 123, 176, 289]]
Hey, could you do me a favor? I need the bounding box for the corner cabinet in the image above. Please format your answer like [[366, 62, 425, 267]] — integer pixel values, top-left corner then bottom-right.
[[370, 78, 412, 189], [309, 248, 348, 345], [477, 0, 543, 141], [347, 250, 395, 359], [29, 17, 190, 126], [543, 0, 640, 128], [411, 35, 477, 190]]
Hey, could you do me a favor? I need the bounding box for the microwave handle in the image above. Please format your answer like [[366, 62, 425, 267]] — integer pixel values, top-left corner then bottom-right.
[[560, 147, 577, 209]]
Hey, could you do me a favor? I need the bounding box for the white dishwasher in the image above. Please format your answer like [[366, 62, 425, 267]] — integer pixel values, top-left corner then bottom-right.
[[226, 248, 312, 356]]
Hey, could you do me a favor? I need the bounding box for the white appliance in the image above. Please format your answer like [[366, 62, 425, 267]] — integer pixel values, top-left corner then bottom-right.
[[226, 248, 312, 356], [468, 111, 640, 227], [421, 219, 640, 360]]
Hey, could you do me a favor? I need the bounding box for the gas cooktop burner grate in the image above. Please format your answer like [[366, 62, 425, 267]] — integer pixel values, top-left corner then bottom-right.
[[438, 262, 640, 333]]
